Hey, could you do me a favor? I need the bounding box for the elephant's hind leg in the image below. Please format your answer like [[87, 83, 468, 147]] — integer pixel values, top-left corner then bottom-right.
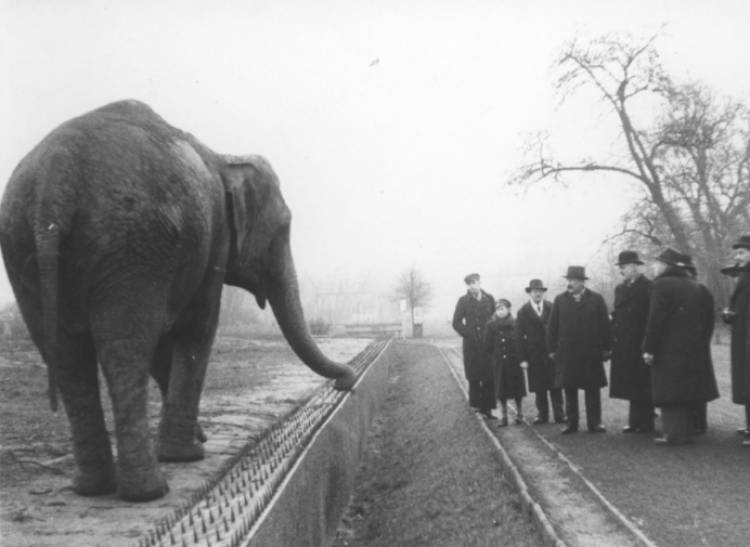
[[56, 334, 117, 496], [12, 274, 117, 497], [94, 327, 168, 502]]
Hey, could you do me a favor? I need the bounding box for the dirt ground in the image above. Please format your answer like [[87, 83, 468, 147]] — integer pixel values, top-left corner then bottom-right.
[[335, 337, 750, 547], [0, 335, 371, 546], [535, 342, 750, 547], [333, 342, 543, 547], [4, 333, 749, 547]]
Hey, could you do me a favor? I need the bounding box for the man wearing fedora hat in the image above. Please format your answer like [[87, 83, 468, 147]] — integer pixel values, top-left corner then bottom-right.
[[643, 248, 719, 445], [609, 251, 655, 433], [547, 266, 611, 434], [721, 235, 750, 446], [516, 279, 565, 424], [453, 273, 497, 419]]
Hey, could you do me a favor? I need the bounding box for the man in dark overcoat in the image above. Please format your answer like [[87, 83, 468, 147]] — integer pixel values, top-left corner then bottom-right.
[[642, 248, 720, 445], [687, 260, 719, 435], [516, 279, 565, 424], [720, 235, 750, 447], [609, 251, 654, 433], [546, 266, 611, 434], [452, 273, 497, 419]]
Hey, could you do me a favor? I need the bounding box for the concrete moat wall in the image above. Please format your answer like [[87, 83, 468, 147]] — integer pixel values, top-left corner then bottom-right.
[[245, 339, 396, 547]]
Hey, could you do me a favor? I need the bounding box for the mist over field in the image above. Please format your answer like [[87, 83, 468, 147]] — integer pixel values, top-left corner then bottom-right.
[[2, 0, 749, 329]]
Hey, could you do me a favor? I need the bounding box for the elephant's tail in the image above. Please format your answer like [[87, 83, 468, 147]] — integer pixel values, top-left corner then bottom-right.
[[35, 223, 61, 412]]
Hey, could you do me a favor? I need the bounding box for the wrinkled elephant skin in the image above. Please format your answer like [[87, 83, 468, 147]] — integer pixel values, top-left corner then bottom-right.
[[0, 100, 356, 502]]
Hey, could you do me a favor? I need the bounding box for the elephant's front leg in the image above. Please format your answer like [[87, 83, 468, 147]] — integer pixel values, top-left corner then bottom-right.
[[150, 338, 208, 446], [157, 333, 214, 462], [97, 337, 168, 502]]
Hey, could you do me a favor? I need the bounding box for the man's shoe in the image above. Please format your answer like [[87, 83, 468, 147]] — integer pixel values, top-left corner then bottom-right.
[[554, 417, 567, 424], [737, 428, 750, 436], [742, 439, 750, 448], [498, 417, 509, 427], [533, 417, 549, 425], [589, 425, 606, 433], [483, 411, 498, 420], [654, 437, 690, 446], [622, 426, 638, 433], [560, 426, 578, 434], [515, 416, 525, 425]]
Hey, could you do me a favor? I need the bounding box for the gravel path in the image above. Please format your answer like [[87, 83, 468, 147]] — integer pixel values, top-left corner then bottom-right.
[[333, 342, 542, 547], [531, 343, 750, 547]]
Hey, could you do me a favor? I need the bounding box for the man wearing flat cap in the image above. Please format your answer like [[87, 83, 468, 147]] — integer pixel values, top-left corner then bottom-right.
[[516, 279, 565, 424], [547, 266, 611, 434], [609, 251, 655, 433], [453, 273, 497, 419], [643, 248, 719, 445], [721, 235, 750, 447]]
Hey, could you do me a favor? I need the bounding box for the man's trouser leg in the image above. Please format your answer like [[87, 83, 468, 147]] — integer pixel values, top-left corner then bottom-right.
[[480, 380, 496, 412], [629, 398, 655, 430], [564, 388, 579, 430], [661, 403, 693, 444], [692, 401, 707, 433], [468, 380, 482, 409], [550, 388, 565, 422], [535, 391, 550, 421], [584, 388, 602, 430]]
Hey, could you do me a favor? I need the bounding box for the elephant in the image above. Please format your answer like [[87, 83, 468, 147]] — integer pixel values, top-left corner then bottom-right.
[[0, 100, 356, 502]]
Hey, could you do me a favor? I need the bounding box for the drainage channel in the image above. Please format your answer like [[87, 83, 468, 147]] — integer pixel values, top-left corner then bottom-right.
[[136, 338, 391, 547], [440, 345, 655, 547]]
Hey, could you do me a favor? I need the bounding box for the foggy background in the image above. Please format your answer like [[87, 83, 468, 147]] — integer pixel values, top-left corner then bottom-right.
[[2, 0, 749, 333]]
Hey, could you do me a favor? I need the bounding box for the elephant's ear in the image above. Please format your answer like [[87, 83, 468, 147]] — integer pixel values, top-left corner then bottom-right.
[[221, 155, 276, 253], [222, 163, 250, 256], [220, 155, 285, 308]]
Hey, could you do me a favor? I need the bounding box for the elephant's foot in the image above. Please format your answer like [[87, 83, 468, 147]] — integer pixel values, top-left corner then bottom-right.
[[117, 468, 169, 502], [157, 439, 205, 462], [73, 467, 117, 497]]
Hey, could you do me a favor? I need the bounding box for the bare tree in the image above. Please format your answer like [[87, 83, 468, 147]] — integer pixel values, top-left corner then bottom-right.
[[392, 265, 434, 330], [511, 32, 750, 308]]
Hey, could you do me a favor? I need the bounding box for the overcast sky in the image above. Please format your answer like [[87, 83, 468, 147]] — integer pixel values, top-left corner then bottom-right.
[[2, 0, 749, 319]]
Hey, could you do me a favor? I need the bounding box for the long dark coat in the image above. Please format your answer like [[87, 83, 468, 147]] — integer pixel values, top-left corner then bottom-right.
[[546, 289, 610, 390], [515, 300, 557, 392], [642, 269, 719, 406], [726, 265, 750, 404], [452, 290, 495, 381], [609, 274, 653, 401], [484, 316, 527, 400]]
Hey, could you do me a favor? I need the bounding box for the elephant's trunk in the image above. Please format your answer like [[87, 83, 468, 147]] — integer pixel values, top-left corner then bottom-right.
[[266, 240, 356, 391]]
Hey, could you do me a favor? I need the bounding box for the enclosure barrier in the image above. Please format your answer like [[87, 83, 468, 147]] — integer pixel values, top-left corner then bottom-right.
[[136, 338, 395, 547], [344, 322, 403, 338]]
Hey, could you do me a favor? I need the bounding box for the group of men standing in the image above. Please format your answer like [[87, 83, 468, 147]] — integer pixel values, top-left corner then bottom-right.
[[452, 235, 750, 446]]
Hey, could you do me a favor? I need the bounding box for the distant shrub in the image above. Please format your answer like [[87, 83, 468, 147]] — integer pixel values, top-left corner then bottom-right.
[[308, 317, 332, 336]]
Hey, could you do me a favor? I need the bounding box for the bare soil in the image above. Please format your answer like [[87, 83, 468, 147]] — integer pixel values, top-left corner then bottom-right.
[[4, 334, 748, 547], [537, 342, 750, 547], [335, 337, 750, 547], [333, 342, 542, 547], [0, 335, 371, 546]]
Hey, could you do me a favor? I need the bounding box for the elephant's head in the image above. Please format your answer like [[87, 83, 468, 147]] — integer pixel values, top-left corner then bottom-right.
[[220, 155, 356, 390]]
